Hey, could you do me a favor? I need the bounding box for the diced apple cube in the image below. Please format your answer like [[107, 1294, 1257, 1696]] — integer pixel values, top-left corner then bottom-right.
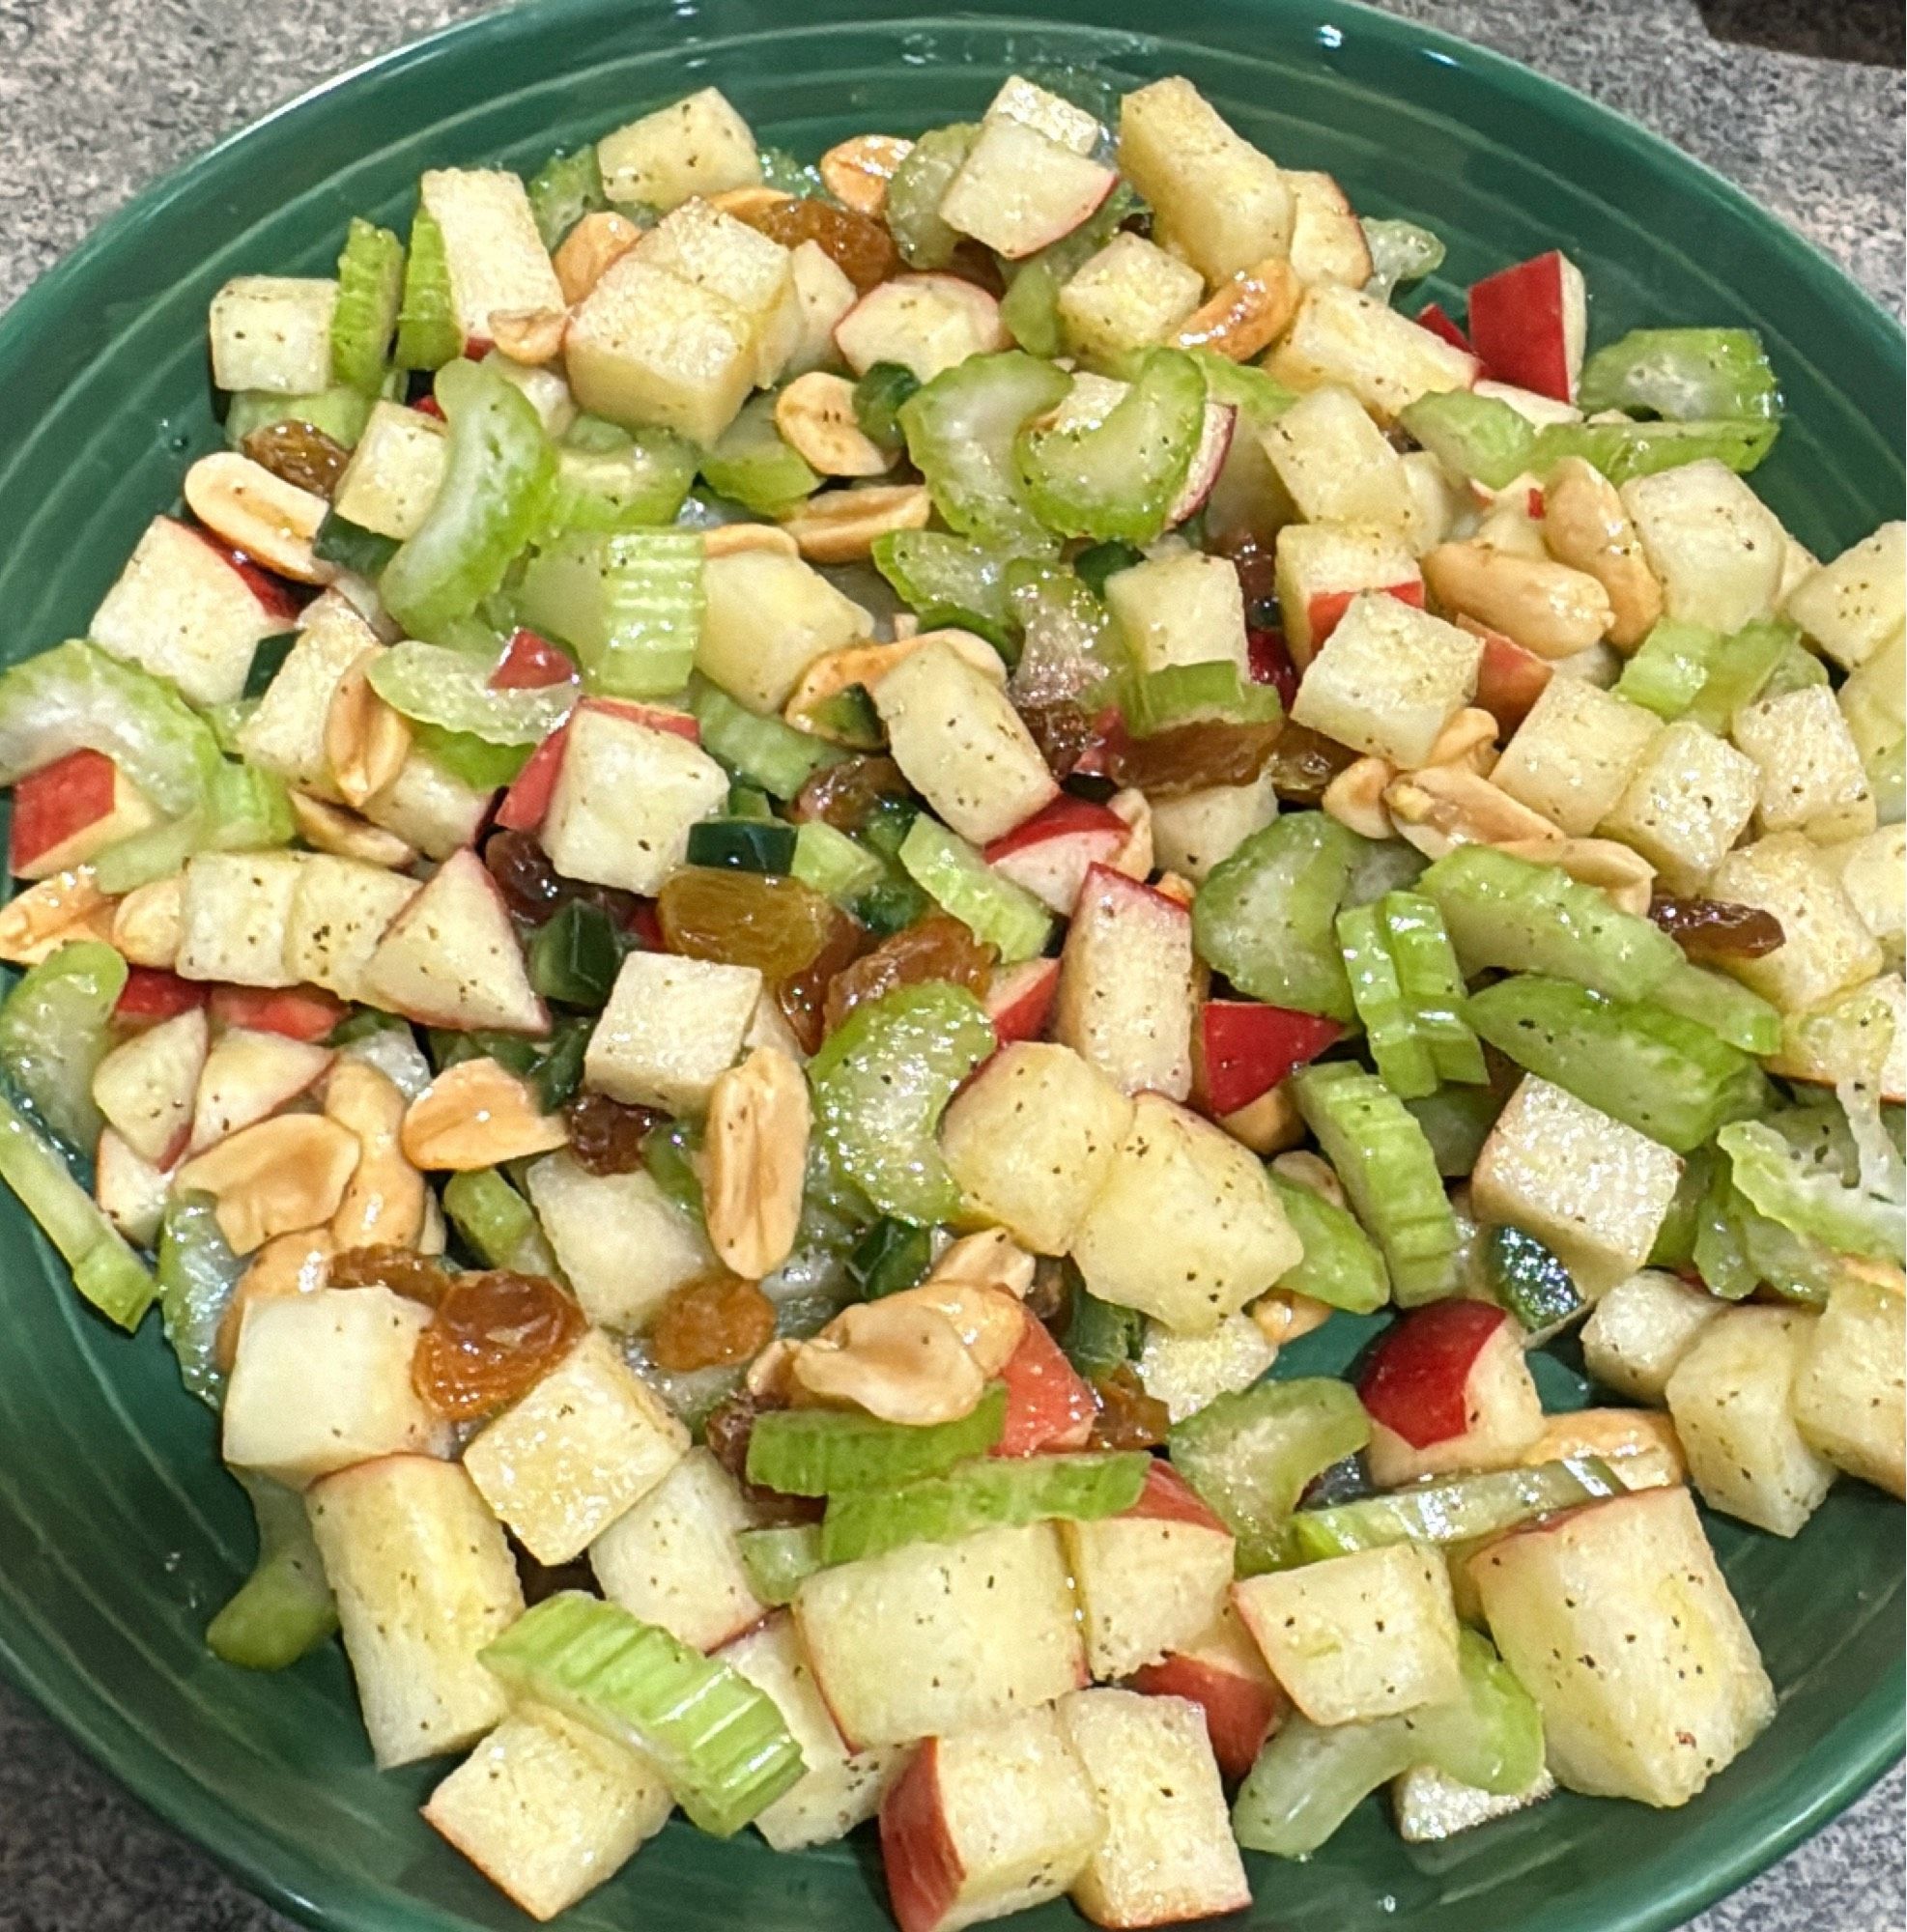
[[1598, 719, 1761, 895], [1469, 1486, 1775, 1806], [1391, 1762, 1555, 1843], [794, 1522, 1086, 1749], [1472, 1076, 1683, 1297], [525, 1151, 715, 1332], [188, 1025, 330, 1151], [419, 169, 565, 351], [331, 400, 448, 540], [8, 749, 159, 880], [873, 638, 1058, 845], [90, 1004, 206, 1166], [596, 88, 761, 213], [1665, 1305, 1835, 1537], [1283, 171, 1373, 289], [1117, 77, 1293, 283], [1491, 676, 1661, 836], [175, 850, 305, 988], [1266, 285, 1480, 422], [1101, 552, 1249, 676], [1792, 1278, 1905, 1498], [1273, 520, 1422, 666], [1070, 1092, 1301, 1333], [834, 275, 1010, 383], [1148, 774, 1278, 884], [566, 253, 757, 446], [1707, 832, 1884, 1013], [697, 549, 871, 712], [306, 1453, 524, 1768], [357, 847, 549, 1033], [223, 1286, 449, 1490], [1127, 1605, 1285, 1780], [1620, 461, 1787, 636], [1290, 590, 1482, 767], [1466, 251, 1588, 404], [1234, 1542, 1463, 1723], [1822, 824, 1906, 965], [423, 1705, 673, 1921], [986, 74, 1103, 155], [583, 951, 761, 1113], [1057, 234, 1205, 368], [237, 594, 383, 800], [91, 516, 290, 706], [1732, 683, 1877, 842], [721, 1614, 904, 1851], [939, 1041, 1134, 1254], [464, 1329, 689, 1565], [1261, 385, 1415, 530], [209, 274, 339, 394], [362, 746, 495, 861], [588, 1446, 765, 1651], [879, 1706, 1105, 1932], [1055, 867, 1198, 1103], [635, 197, 801, 387], [1057, 1689, 1249, 1929], [1136, 1313, 1276, 1424], [94, 1128, 172, 1246], [785, 240, 858, 377], [938, 117, 1118, 262], [1781, 521, 1904, 670], [1580, 1268, 1727, 1405], [284, 854, 419, 1003]]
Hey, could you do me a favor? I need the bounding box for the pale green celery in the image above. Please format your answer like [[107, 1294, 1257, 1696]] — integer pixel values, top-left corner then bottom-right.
[[0, 639, 221, 815], [548, 417, 697, 532], [1649, 959, 1783, 1057], [1005, 557, 1123, 701], [736, 1524, 824, 1605], [157, 1193, 245, 1407], [685, 675, 840, 799], [382, 358, 555, 638], [366, 640, 576, 744], [0, 941, 127, 1151], [1684, 617, 1797, 733], [1399, 391, 1534, 490], [1338, 900, 1437, 1099], [1407, 1083, 1508, 1178], [1531, 416, 1779, 482], [207, 1472, 339, 1670], [1294, 1062, 1461, 1305], [898, 352, 1069, 553], [809, 982, 995, 1222], [897, 815, 1054, 964], [874, 530, 1018, 651], [93, 760, 296, 895], [1192, 813, 1362, 1021], [700, 395, 821, 516], [393, 206, 460, 371], [527, 145, 606, 250], [883, 125, 980, 270], [1266, 1173, 1390, 1314], [517, 528, 702, 700], [1361, 217, 1445, 301], [0, 1090, 155, 1329], [792, 820, 885, 905], [747, 1386, 1009, 1495], [1576, 327, 1780, 422], [443, 1168, 562, 1275], [1382, 892, 1487, 1086], [331, 217, 405, 397], [1718, 1121, 1904, 1263], [1121, 662, 1282, 735], [1290, 1458, 1621, 1560], [1613, 619, 1722, 720]]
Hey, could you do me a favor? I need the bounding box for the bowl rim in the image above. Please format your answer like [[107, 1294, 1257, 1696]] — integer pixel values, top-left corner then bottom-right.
[[0, 2, 1900, 1928]]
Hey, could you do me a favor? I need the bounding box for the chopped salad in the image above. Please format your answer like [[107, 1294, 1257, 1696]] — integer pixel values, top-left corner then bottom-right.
[[1, 65, 1902, 1932]]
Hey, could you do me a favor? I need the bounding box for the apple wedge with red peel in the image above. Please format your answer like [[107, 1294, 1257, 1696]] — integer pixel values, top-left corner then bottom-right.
[[1128, 1607, 1287, 1782], [937, 115, 1120, 261], [1466, 617, 1555, 733], [115, 968, 209, 1029], [1466, 250, 1588, 403], [1056, 864, 1197, 1100], [91, 1005, 208, 1169], [497, 696, 698, 835], [835, 275, 1010, 384], [1358, 1300, 1547, 1488], [189, 1026, 333, 1153], [209, 984, 348, 1043], [1164, 404, 1238, 528], [984, 796, 1130, 916], [9, 748, 160, 880], [984, 957, 1061, 1046], [994, 1316, 1097, 1457], [1304, 580, 1424, 657], [489, 627, 577, 691], [95, 1126, 174, 1249], [1413, 301, 1473, 354], [1194, 1001, 1344, 1119], [1274, 522, 1423, 668]]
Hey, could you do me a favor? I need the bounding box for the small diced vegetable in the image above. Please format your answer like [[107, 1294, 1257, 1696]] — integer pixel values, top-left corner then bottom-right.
[[1580, 1268, 1726, 1405], [525, 1152, 715, 1331], [583, 951, 761, 1113], [1706, 832, 1885, 1014], [1289, 591, 1482, 768], [595, 88, 761, 211], [1791, 1279, 1905, 1499], [1491, 678, 1661, 836]]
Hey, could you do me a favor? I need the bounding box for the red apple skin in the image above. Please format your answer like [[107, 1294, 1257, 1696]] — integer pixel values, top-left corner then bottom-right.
[[116, 968, 210, 1028], [1079, 862, 1191, 929], [880, 1742, 964, 1932], [1126, 1460, 1229, 1534], [413, 395, 445, 421], [1466, 251, 1580, 403], [184, 524, 300, 622], [994, 1318, 1096, 1458], [983, 796, 1127, 863], [496, 698, 698, 834], [489, 628, 577, 690], [1358, 1301, 1512, 1450], [1414, 301, 1473, 354], [1129, 1650, 1285, 1781], [10, 749, 119, 876], [1196, 1002, 1344, 1119], [209, 984, 347, 1043], [1467, 620, 1554, 733], [985, 958, 1061, 1045], [1304, 580, 1426, 655]]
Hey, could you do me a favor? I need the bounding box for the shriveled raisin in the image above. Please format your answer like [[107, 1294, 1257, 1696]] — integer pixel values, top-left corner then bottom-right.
[[1017, 700, 1097, 781], [822, 913, 995, 1032], [651, 1271, 778, 1373], [1210, 529, 1279, 623], [563, 1092, 663, 1175], [1087, 1366, 1171, 1450], [329, 1245, 453, 1306], [1649, 893, 1786, 961], [1263, 723, 1359, 804], [778, 905, 869, 1055], [702, 1387, 824, 1524], [1104, 719, 1283, 798], [242, 419, 350, 496], [413, 1270, 587, 1420], [792, 754, 910, 832], [743, 197, 898, 294], [486, 828, 641, 926], [659, 867, 843, 980]]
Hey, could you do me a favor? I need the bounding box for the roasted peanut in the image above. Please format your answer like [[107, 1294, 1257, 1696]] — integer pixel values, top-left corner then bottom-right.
[[704, 1046, 810, 1279], [489, 306, 568, 366], [780, 484, 931, 563], [327, 1061, 428, 1250], [184, 452, 332, 584], [922, 1227, 1039, 1302], [702, 521, 801, 559], [1423, 541, 1614, 661], [1249, 1288, 1335, 1348], [553, 210, 642, 305], [1107, 788, 1154, 881], [175, 1115, 362, 1256], [1269, 1149, 1348, 1210], [791, 1298, 987, 1424], [400, 1057, 570, 1170], [215, 1230, 335, 1373], [1541, 456, 1663, 649], [774, 371, 895, 477], [109, 874, 185, 968], [818, 134, 914, 216], [324, 654, 412, 809], [708, 185, 795, 221], [1418, 706, 1501, 774], [0, 869, 117, 964], [289, 791, 418, 868], [1218, 1081, 1306, 1155], [1496, 835, 1657, 917], [1323, 755, 1398, 839], [744, 1336, 801, 1403], [1171, 256, 1300, 361], [1383, 763, 1564, 859]]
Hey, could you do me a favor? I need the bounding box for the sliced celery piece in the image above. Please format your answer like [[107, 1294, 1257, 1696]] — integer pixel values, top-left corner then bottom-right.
[[1407, 1082, 1508, 1178], [1418, 844, 1683, 1004], [1064, 1281, 1144, 1378], [809, 982, 996, 1222], [0, 1090, 155, 1330], [1466, 974, 1765, 1153], [548, 417, 697, 533], [394, 206, 460, 372], [0, 941, 127, 1151], [897, 815, 1053, 964], [1382, 892, 1488, 1086], [883, 124, 980, 270], [1289, 1457, 1621, 1561], [873, 530, 1017, 649], [518, 528, 702, 700], [408, 724, 528, 790], [852, 362, 921, 450], [1718, 1121, 1904, 1264], [1006, 557, 1123, 699], [383, 358, 555, 638], [792, 820, 885, 905], [481, 1592, 806, 1835], [1531, 416, 1779, 482], [1649, 959, 1783, 1057], [207, 1472, 339, 1670], [0, 639, 222, 815], [1576, 327, 1780, 422], [1361, 217, 1444, 301], [746, 1385, 1008, 1495], [1398, 390, 1534, 491], [331, 217, 405, 398], [157, 1193, 243, 1407], [736, 1524, 824, 1606], [1293, 1063, 1460, 1305], [1338, 901, 1437, 1099], [442, 1167, 560, 1274], [1193, 812, 1362, 1022], [1613, 618, 1722, 720], [367, 640, 575, 744], [94, 759, 296, 895], [1001, 185, 1138, 359], [1121, 661, 1282, 736], [687, 674, 842, 799], [820, 1451, 1149, 1563], [1684, 616, 1796, 733], [700, 395, 821, 517], [1267, 1173, 1390, 1314], [1168, 1377, 1371, 1574], [527, 144, 606, 250]]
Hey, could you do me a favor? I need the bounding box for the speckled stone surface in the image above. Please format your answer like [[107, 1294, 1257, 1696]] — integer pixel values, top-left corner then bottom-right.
[[0, 1, 1901, 1927]]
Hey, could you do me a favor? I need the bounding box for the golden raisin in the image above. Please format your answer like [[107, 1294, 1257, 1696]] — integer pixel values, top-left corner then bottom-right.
[[328, 1245, 453, 1307], [777, 904, 868, 1054], [1263, 723, 1359, 805], [1016, 700, 1099, 781], [563, 1092, 663, 1175], [793, 754, 910, 831], [1104, 720, 1283, 799], [743, 197, 898, 294], [822, 913, 996, 1033], [650, 1271, 778, 1374], [1088, 1366, 1171, 1450], [242, 418, 350, 496], [659, 867, 842, 980], [413, 1270, 587, 1421]]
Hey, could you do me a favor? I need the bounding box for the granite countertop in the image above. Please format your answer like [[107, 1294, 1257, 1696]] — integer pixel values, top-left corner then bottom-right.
[[0, 0, 1900, 1927]]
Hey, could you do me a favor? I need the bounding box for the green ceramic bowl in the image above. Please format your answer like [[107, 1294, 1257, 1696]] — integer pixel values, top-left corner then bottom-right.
[[0, 2, 1900, 1928]]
